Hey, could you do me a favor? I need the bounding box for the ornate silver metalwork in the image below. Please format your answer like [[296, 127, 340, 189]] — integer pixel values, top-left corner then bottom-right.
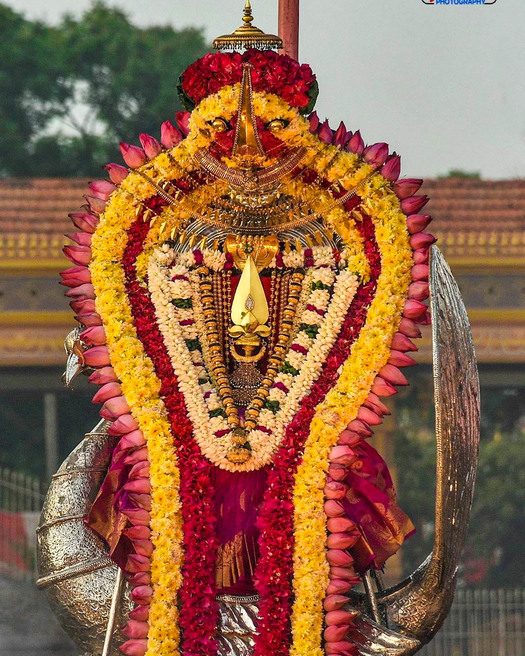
[[36, 420, 132, 656], [37, 245, 479, 655]]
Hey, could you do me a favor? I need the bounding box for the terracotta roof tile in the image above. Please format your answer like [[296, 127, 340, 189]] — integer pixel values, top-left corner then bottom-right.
[[0, 177, 524, 261]]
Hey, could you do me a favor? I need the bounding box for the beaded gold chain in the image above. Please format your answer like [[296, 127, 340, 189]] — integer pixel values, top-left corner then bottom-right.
[[195, 265, 305, 461]]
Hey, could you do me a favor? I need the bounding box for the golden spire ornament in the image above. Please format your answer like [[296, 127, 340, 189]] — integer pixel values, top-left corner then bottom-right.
[[213, 1, 283, 51]]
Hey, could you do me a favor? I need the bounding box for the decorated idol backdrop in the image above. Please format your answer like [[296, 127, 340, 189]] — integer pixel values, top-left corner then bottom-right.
[[38, 7, 479, 656]]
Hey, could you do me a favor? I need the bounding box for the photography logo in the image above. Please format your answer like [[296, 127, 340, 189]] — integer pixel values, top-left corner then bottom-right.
[[422, 0, 497, 4]]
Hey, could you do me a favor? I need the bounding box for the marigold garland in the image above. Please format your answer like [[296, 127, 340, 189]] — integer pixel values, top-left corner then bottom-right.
[[68, 72, 432, 656]]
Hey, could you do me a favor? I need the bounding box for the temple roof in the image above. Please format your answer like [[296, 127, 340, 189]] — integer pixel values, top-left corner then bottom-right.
[[0, 176, 524, 263]]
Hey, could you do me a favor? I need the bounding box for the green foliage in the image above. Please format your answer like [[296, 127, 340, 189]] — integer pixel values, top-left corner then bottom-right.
[[0, 2, 207, 177], [439, 169, 481, 179], [395, 375, 525, 587]]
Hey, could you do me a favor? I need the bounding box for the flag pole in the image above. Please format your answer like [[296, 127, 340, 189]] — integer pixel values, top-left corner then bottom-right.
[[279, 0, 299, 60]]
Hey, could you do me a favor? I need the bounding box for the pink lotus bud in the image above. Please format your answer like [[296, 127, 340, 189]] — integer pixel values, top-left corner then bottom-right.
[[414, 248, 429, 265], [388, 350, 417, 367], [123, 446, 148, 465], [120, 639, 148, 656], [66, 232, 92, 247], [324, 500, 345, 517], [131, 585, 153, 605], [101, 395, 131, 420], [128, 460, 150, 479], [176, 111, 191, 136], [92, 381, 121, 404], [410, 232, 436, 250], [318, 119, 333, 144], [346, 419, 372, 436], [134, 539, 154, 557], [392, 332, 417, 352], [325, 641, 358, 656], [327, 579, 353, 595], [357, 406, 382, 426], [381, 154, 401, 182], [347, 130, 364, 155], [89, 179, 115, 200], [118, 430, 146, 451], [84, 194, 106, 214], [309, 111, 320, 133], [365, 392, 389, 413], [69, 212, 98, 233], [124, 525, 151, 541], [404, 299, 427, 320], [329, 464, 348, 481], [408, 281, 429, 301], [327, 549, 354, 567], [60, 266, 91, 287], [407, 213, 432, 234], [333, 121, 347, 147], [128, 492, 152, 512], [139, 133, 162, 159], [104, 163, 129, 185], [82, 325, 107, 347], [379, 363, 409, 386], [121, 620, 149, 639], [326, 610, 357, 626], [66, 283, 95, 299], [329, 445, 357, 465], [89, 367, 118, 385], [330, 566, 360, 582], [411, 264, 429, 282], [83, 345, 111, 367], [324, 625, 350, 643], [63, 244, 92, 266], [327, 517, 357, 534], [129, 571, 151, 586], [399, 317, 422, 338], [324, 595, 350, 612], [394, 178, 423, 199], [363, 142, 389, 167], [371, 376, 397, 397], [120, 143, 147, 168], [70, 298, 95, 313], [129, 606, 149, 622], [75, 312, 102, 327], [160, 120, 183, 148], [123, 479, 151, 496], [109, 413, 139, 435], [328, 533, 359, 550], [337, 430, 362, 447], [419, 310, 431, 326], [401, 195, 429, 215], [324, 480, 347, 499], [122, 507, 150, 526]]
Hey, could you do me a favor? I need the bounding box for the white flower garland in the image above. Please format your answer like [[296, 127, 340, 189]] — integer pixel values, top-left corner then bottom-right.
[[148, 249, 358, 472]]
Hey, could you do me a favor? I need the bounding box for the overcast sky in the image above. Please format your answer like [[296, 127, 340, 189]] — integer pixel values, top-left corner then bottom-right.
[[6, 0, 525, 179]]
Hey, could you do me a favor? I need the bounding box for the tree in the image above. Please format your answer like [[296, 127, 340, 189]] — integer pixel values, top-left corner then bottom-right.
[[0, 2, 207, 177]]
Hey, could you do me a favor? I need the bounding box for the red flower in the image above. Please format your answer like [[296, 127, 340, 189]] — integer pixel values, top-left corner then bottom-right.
[[179, 50, 317, 114]]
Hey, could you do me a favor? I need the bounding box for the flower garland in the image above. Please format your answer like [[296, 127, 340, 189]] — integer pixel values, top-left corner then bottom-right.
[[179, 49, 317, 114], [63, 68, 435, 656], [89, 192, 184, 656], [148, 247, 359, 472], [290, 194, 413, 656]]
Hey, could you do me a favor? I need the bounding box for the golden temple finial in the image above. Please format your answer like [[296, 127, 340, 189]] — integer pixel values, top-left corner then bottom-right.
[[213, 1, 283, 51]]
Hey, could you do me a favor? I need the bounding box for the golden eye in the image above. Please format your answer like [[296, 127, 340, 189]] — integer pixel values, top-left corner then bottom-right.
[[267, 119, 287, 133], [211, 117, 229, 132]]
